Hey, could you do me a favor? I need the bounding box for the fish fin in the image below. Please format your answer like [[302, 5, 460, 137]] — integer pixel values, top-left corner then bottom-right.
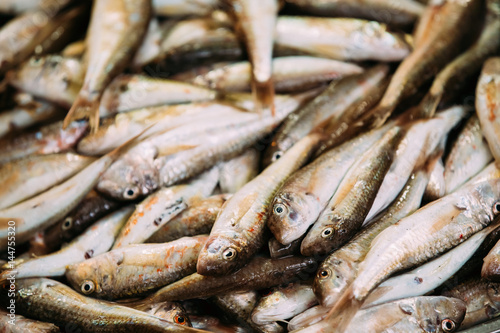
[[411, 92, 441, 119], [325, 285, 363, 332], [252, 77, 275, 116], [64, 95, 100, 133]]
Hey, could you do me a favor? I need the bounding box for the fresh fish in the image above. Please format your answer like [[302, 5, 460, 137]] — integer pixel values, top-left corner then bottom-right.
[[139, 301, 192, 327], [42, 190, 120, 252], [300, 126, 404, 256], [275, 17, 411, 62], [99, 74, 218, 117], [4, 278, 204, 332], [63, 0, 151, 132], [147, 194, 230, 243], [61, 39, 86, 58], [0, 309, 59, 333], [112, 167, 219, 248], [0, 120, 88, 165], [444, 115, 493, 194], [132, 17, 164, 69], [0, 0, 43, 14], [152, 0, 220, 17], [269, 237, 301, 258], [189, 315, 246, 332], [251, 282, 317, 325], [0, 207, 132, 281], [482, 237, 500, 281], [424, 153, 446, 201], [284, 0, 425, 27], [264, 64, 389, 167], [219, 149, 259, 194], [364, 222, 500, 307], [476, 57, 500, 165], [135, 256, 316, 303], [442, 277, 500, 329], [197, 133, 321, 276], [313, 168, 428, 307], [8, 55, 83, 108], [229, 0, 278, 112], [287, 305, 329, 331], [190, 56, 363, 93], [66, 235, 208, 300]]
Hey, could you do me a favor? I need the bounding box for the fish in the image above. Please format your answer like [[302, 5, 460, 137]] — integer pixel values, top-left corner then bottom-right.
[[300, 126, 404, 256], [424, 152, 446, 201], [275, 17, 412, 62], [146, 194, 230, 243], [0, 0, 44, 15], [3, 278, 205, 332], [269, 237, 302, 258], [444, 115, 493, 194], [0, 153, 95, 210], [139, 301, 192, 327], [0, 206, 132, 281], [219, 149, 259, 194], [0, 309, 59, 333], [112, 167, 219, 248], [63, 0, 151, 132], [287, 305, 329, 331], [264, 64, 389, 167], [197, 133, 321, 276], [313, 168, 428, 307], [476, 57, 500, 165], [482, 236, 500, 282], [284, 0, 425, 28], [66, 235, 208, 300], [131, 17, 164, 69], [152, 0, 220, 17], [229, 0, 278, 113], [190, 56, 363, 94], [251, 282, 318, 325]]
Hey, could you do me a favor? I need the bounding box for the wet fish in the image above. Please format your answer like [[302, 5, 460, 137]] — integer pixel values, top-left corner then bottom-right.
[[112, 167, 219, 248], [482, 237, 500, 282], [219, 149, 259, 194], [300, 126, 404, 256], [4, 278, 204, 332], [139, 301, 192, 327], [0, 153, 95, 210], [0, 309, 59, 333], [152, 0, 220, 17], [424, 150, 445, 201], [0, 206, 132, 281], [132, 17, 164, 69], [146, 194, 230, 243], [63, 0, 151, 132], [287, 305, 329, 331], [190, 56, 363, 94], [476, 57, 500, 165], [0, 0, 43, 14], [313, 168, 428, 307], [66, 235, 208, 300], [269, 237, 302, 259], [444, 115, 493, 194], [197, 133, 321, 276], [275, 17, 411, 62]]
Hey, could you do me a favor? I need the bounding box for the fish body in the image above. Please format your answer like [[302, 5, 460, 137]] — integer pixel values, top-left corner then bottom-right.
[[0, 309, 58, 333], [152, 0, 220, 17], [219, 149, 259, 194]]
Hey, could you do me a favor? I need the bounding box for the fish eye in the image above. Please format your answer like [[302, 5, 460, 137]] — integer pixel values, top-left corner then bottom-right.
[[493, 201, 500, 215], [61, 217, 73, 231], [123, 187, 139, 200], [29, 57, 42, 65], [222, 247, 237, 260], [273, 204, 287, 216], [272, 151, 283, 162], [174, 315, 187, 325], [321, 227, 333, 238], [80, 280, 95, 294], [441, 319, 456, 332], [318, 268, 331, 279]]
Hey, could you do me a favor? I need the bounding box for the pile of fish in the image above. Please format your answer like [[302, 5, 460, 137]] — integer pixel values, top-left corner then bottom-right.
[[1, 0, 500, 332]]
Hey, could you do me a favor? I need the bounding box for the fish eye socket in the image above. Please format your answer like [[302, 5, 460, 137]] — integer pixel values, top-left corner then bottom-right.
[[174, 315, 186, 325], [493, 201, 500, 215], [62, 217, 73, 231], [222, 247, 237, 260], [321, 227, 333, 238], [441, 319, 456, 332], [273, 204, 287, 216], [272, 151, 283, 162], [123, 187, 138, 200], [80, 280, 95, 294], [318, 269, 330, 279]]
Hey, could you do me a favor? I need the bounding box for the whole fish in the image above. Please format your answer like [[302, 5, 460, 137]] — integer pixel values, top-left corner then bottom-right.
[[219, 149, 259, 194], [191, 56, 363, 94], [264, 64, 389, 167], [269, 237, 301, 258], [0, 207, 132, 281], [112, 167, 219, 248], [229, 0, 278, 112], [152, 0, 220, 17], [313, 168, 428, 307], [444, 115, 493, 194], [476, 57, 500, 165], [146, 194, 230, 243], [0, 309, 59, 333], [66, 235, 208, 300], [5, 278, 204, 332], [0, 120, 88, 165], [197, 133, 321, 276], [284, 0, 425, 27], [139, 301, 192, 327], [275, 17, 411, 62], [251, 282, 317, 325], [300, 126, 404, 256], [0, 153, 95, 210], [63, 0, 151, 132]]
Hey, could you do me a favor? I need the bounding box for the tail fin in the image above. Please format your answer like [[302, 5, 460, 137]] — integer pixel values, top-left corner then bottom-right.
[[325, 285, 363, 333], [63, 94, 100, 133], [252, 77, 275, 116], [411, 92, 441, 120]]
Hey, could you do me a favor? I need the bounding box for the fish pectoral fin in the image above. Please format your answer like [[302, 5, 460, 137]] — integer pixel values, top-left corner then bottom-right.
[[64, 95, 100, 133]]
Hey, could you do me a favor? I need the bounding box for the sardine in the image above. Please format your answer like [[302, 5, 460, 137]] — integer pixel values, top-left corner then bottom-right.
[[197, 133, 321, 276], [63, 0, 151, 132], [0, 309, 59, 333], [219, 149, 259, 194]]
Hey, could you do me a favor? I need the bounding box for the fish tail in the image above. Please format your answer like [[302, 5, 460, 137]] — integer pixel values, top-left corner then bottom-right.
[[252, 77, 275, 116], [413, 92, 441, 119], [325, 285, 363, 332], [63, 95, 100, 133]]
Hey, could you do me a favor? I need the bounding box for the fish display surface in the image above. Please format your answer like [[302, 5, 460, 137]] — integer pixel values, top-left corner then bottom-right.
[[1, 0, 500, 332]]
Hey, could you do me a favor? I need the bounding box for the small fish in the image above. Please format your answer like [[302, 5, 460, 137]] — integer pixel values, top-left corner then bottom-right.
[[152, 0, 220, 17], [287, 305, 329, 331], [66, 235, 208, 300], [269, 237, 302, 259], [0, 309, 59, 333], [0, 0, 43, 14], [139, 301, 192, 327], [219, 149, 259, 194], [482, 236, 500, 282], [476, 57, 500, 165], [63, 0, 151, 132], [131, 17, 164, 69], [424, 152, 446, 201]]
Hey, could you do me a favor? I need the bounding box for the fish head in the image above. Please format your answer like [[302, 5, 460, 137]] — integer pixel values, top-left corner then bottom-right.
[[251, 288, 287, 325], [268, 192, 320, 245], [313, 255, 353, 307], [406, 296, 466, 333], [196, 235, 249, 276], [147, 302, 192, 327], [300, 214, 350, 257], [487, 282, 500, 311]]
